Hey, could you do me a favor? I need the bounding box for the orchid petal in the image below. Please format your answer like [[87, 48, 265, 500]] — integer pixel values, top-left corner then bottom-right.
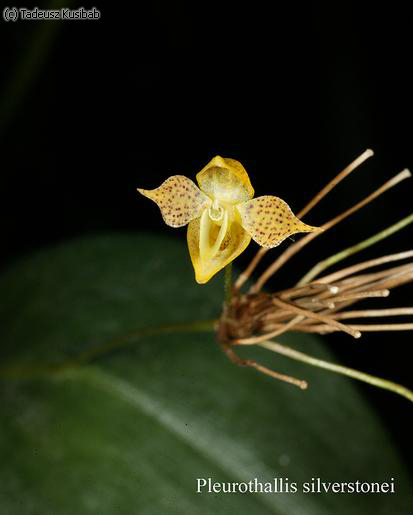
[[237, 195, 320, 248], [196, 156, 254, 204], [137, 175, 211, 228], [187, 215, 251, 284]]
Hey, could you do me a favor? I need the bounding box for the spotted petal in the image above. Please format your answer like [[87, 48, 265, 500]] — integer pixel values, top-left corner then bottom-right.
[[137, 175, 211, 228], [187, 215, 251, 284], [196, 156, 254, 204], [236, 195, 320, 248]]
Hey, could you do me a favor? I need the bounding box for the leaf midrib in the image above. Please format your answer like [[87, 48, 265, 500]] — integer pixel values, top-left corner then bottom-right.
[[58, 366, 315, 515]]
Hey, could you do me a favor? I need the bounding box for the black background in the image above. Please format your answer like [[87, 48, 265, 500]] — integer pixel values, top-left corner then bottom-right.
[[1, 2, 412, 466]]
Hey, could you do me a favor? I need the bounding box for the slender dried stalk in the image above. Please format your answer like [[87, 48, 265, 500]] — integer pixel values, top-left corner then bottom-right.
[[235, 314, 305, 345], [300, 149, 375, 216], [298, 323, 413, 333], [220, 340, 307, 389], [272, 298, 362, 337], [249, 361, 308, 389], [317, 250, 413, 284], [332, 308, 413, 319], [279, 282, 339, 299]]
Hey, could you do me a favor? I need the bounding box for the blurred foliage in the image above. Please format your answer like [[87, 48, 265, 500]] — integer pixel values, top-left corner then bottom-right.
[[0, 233, 411, 514]]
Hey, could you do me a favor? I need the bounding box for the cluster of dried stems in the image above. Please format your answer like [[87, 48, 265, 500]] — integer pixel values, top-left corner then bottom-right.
[[218, 149, 413, 397]]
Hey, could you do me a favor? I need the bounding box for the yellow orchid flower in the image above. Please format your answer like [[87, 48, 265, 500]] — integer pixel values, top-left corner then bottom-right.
[[137, 156, 319, 284]]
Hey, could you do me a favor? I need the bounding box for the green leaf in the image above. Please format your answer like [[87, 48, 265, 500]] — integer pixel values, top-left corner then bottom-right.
[[0, 233, 411, 515]]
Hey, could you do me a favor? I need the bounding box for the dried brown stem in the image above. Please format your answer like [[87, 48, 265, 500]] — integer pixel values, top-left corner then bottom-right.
[[279, 282, 339, 299], [331, 308, 413, 319], [235, 315, 305, 344], [350, 270, 413, 293], [317, 250, 413, 284], [249, 361, 308, 389], [317, 290, 390, 305], [299, 323, 413, 333], [271, 297, 362, 338], [299, 148, 374, 217], [220, 341, 307, 389]]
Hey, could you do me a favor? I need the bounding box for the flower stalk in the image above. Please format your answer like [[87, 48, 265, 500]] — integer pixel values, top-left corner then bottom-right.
[[224, 263, 233, 306]]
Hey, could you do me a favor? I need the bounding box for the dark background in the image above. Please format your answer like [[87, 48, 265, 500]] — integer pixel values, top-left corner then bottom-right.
[[1, 1, 412, 465]]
